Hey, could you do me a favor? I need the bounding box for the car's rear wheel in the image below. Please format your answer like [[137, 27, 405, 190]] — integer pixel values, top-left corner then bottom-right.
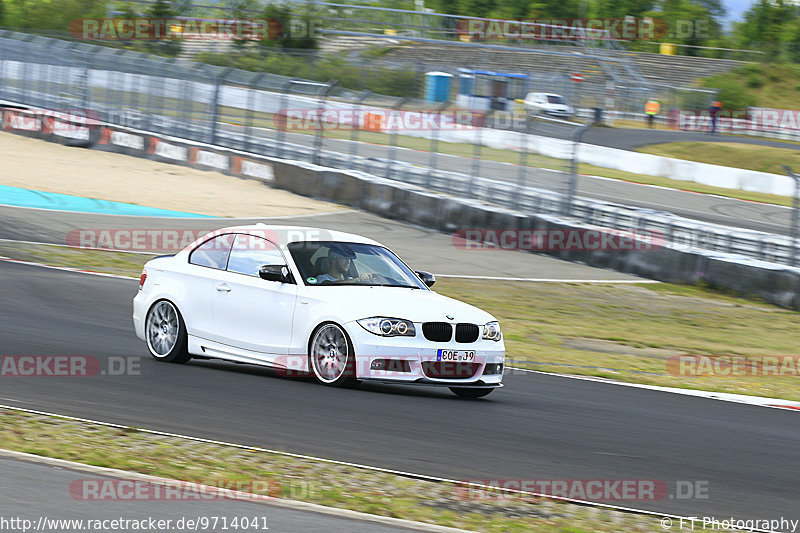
[[309, 323, 357, 387], [449, 387, 494, 399], [145, 300, 191, 363]]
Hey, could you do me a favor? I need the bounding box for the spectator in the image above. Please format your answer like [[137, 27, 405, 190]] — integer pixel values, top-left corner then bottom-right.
[[645, 99, 660, 129], [709, 100, 722, 135]]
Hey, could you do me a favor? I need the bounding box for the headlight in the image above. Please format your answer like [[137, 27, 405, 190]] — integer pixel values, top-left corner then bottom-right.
[[357, 317, 416, 337], [482, 321, 502, 341]]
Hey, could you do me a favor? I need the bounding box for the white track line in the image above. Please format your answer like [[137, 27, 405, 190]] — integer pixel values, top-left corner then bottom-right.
[[508, 367, 800, 412], [0, 448, 471, 533], [0, 403, 759, 530]]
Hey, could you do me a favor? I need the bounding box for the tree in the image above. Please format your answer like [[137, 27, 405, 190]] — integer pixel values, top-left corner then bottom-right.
[[259, 2, 317, 49], [737, 0, 796, 59], [526, 0, 579, 19], [145, 0, 182, 57], [430, 0, 460, 15], [594, 0, 654, 19], [457, 0, 495, 19], [147, 0, 175, 18]]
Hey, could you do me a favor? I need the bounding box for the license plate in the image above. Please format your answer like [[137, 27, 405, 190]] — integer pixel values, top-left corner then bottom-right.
[[437, 349, 475, 362]]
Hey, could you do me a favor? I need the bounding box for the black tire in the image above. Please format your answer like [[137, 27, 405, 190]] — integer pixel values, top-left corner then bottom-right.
[[308, 322, 357, 387], [145, 300, 191, 363], [449, 387, 494, 399]]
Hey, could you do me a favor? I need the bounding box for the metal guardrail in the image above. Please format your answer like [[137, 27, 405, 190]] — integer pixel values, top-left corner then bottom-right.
[[0, 30, 796, 267]]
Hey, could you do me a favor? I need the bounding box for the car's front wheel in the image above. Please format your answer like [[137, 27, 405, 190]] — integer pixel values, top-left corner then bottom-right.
[[309, 322, 357, 387], [450, 387, 494, 399], [145, 300, 191, 363]]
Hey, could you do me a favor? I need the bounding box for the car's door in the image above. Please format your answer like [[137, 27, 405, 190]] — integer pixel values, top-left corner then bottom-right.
[[184, 233, 235, 339], [212, 233, 298, 358]]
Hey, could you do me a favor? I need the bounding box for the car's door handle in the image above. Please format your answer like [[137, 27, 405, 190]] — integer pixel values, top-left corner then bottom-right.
[[215, 284, 231, 292]]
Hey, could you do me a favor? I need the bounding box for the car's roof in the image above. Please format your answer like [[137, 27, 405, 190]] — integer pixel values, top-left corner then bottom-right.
[[214, 224, 383, 247]]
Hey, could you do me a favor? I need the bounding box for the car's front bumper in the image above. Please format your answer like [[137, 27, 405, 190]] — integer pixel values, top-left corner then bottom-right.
[[342, 321, 505, 387]]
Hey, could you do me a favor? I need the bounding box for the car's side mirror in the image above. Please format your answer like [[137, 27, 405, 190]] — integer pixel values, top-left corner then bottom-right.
[[259, 264, 294, 284], [415, 270, 435, 287]]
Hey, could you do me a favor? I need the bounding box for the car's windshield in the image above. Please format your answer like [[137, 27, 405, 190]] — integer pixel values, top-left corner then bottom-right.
[[288, 241, 426, 289], [547, 95, 566, 104]]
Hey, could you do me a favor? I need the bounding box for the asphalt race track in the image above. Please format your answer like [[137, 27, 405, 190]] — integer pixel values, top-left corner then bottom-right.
[[1, 205, 799, 528]]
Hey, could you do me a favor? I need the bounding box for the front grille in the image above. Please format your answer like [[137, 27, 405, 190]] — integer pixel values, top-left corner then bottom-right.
[[455, 323, 479, 343], [422, 362, 481, 379], [422, 322, 452, 342]]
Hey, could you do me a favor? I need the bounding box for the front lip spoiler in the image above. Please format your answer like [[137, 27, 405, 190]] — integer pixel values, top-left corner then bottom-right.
[[359, 379, 504, 388]]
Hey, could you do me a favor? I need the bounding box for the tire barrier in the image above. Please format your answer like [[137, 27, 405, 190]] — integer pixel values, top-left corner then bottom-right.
[[1, 107, 100, 148]]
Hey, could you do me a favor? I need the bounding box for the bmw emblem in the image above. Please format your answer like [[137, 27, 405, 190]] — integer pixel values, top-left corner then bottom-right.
[[446, 314, 454, 320]]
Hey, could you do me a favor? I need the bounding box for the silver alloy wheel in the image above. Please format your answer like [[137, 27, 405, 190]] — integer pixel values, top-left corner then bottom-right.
[[146, 301, 180, 357], [310, 324, 350, 383]]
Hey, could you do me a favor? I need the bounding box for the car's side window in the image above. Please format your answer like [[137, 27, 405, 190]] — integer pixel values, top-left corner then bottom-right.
[[189, 234, 234, 270], [227, 234, 286, 277]]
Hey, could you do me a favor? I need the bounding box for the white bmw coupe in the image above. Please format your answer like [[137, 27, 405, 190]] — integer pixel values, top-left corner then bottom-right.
[[133, 225, 505, 397]]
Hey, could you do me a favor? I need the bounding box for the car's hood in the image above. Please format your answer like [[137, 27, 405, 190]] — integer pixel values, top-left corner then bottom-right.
[[304, 286, 496, 324]]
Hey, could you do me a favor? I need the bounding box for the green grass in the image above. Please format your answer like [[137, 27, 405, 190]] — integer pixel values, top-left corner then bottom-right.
[[0, 243, 148, 278], [702, 63, 800, 110], [437, 277, 800, 401], [638, 141, 800, 176], [3, 241, 800, 401]]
